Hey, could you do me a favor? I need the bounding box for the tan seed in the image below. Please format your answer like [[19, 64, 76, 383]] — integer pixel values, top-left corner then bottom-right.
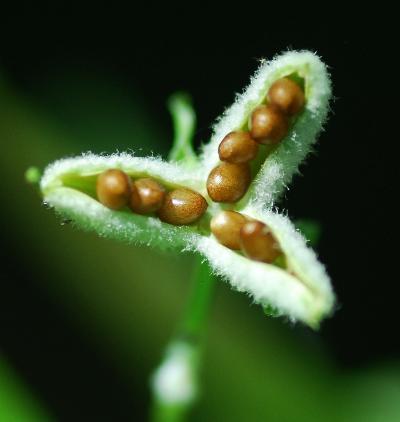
[[207, 162, 251, 203], [96, 169, 131, 210], [218, 131, 259, 163], [240, 220, 282, 263], [249, 105, 288, 145], [268, 77, 305, 115], [130, 178, 165, 214], [210, 211, 248, 250], [157, 188, 208, 225]]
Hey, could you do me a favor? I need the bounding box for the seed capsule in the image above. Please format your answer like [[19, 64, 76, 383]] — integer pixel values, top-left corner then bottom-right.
[[240, 221, 282, 263], [210, 211, 248, 250], [268, 77, 305, 115], [249, 105, 288, 145], [207, 162, 251, 203], [96, 169, 131, 210], [218, 131, 259, 164], [130, 178, 165, 214], [157, 188, 208, 225]]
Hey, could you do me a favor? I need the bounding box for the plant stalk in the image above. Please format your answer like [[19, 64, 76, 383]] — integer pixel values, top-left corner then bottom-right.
[[150, 257, 216, 422]]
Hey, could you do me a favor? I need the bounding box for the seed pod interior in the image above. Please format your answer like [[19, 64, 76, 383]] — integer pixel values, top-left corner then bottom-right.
[[40, 149, 334, 327], [39, 50, 334, 328], [200, 51, 331, 208]]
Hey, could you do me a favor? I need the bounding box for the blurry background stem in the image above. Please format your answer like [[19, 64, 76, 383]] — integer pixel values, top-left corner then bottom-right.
[[150, 257, 216, 422]]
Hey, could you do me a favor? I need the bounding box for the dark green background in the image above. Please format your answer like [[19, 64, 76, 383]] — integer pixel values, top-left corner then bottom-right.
[[0, 8, 397, 421]]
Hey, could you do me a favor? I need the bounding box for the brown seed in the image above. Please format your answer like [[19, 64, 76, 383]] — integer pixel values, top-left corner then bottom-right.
[[210, 211, 248, 250], [96, 169, 131, 210], [268, 77, 305, 115], [240, 221, 282, 263], [218, 131, 259, 163], [130, 178, 165, 214], [157, 188, 208, 225], [249, 104, 288, 145], [206, 162, 251, 203]]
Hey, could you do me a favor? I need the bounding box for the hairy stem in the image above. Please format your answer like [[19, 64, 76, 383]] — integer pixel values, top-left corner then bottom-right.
[[150, 257, 216, 422]]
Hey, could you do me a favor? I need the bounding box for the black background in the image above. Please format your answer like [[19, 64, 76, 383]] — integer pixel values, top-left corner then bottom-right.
[[0, 8, 396, 422]]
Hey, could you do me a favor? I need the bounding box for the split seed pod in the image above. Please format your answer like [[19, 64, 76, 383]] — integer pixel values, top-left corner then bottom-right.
[[218, 131, 259, 163], [158, 188, 208, 225], [210, 210, 248, 250], [249, 105, 288, 145], [130, 178, 165, 214], [96, 169, 131, 209], [39, 51, 335, 328], [268, 77, 305, 115], [240, 220, 282, 263], [207, 162, 251, 203]]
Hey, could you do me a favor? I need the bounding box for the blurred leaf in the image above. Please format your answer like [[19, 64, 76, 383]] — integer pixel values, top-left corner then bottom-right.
[[0, 356, 52, 421], [336, 365, 400, 422]]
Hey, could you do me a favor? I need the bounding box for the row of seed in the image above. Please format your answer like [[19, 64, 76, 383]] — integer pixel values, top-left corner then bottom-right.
[[96, 171, 281, 263], [211, 210, 282, 263], [207, 77, 305, 261], [96, 169, 208, 225], [96, 170, 281, 263], [206, 77, 305, 203]]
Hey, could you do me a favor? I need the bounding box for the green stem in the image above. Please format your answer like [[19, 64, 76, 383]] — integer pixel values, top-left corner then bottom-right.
[[150, 257, 216, 422], [167, 92, 198, 166], [180, 258, 216, 337]]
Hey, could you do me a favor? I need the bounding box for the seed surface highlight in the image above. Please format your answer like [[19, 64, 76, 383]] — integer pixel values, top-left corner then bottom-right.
[[96, 169, 131, 210], [210, 210, 248, 250], [249, 105, 288, 145], [240, 221, 282, 263], [157, 188, 208, 225], [218, 131, 259, 164], [268, 77, 305, 115], [207, 162, 251, 203], [130, 178, 165, 214]]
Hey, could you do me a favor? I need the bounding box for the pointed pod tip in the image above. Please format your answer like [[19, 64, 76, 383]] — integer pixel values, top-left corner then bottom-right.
[[25, 166, 42, 185]]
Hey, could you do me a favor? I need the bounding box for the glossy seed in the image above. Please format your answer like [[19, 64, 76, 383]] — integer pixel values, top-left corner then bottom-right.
[[206, 162, 251, 203], [249, 104, 288, 145], [218, 131, 259, 163], [96, 169, 131, 210], [240, 221, 282, 263], [157, 188, 208, 225], [130, 178, 165, 214], [268, 77, 305, 115], [210, 211, 248, 250]]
